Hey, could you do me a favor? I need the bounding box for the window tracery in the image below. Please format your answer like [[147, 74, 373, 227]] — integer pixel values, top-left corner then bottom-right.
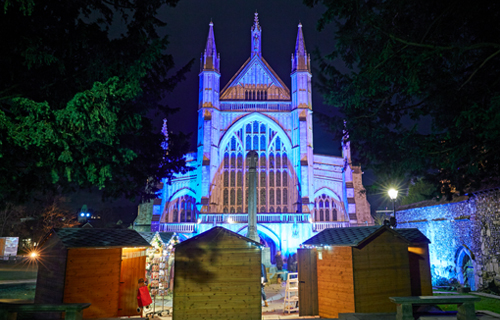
[[219, 119, 294, 213]]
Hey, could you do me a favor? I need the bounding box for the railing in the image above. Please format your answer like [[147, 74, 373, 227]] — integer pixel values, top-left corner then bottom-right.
[[197, 213, 311, 224], [220, 102, 291, 112], [161, 223, 197, 233], [312, 221, 352, 232]]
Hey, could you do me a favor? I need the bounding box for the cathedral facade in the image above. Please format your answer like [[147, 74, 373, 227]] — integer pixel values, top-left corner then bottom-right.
[[143, 14, 372, 258]]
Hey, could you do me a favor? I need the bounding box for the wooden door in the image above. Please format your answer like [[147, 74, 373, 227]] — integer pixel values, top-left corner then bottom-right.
[[298, 248, 318, 316], [118, 248, 147, 316]]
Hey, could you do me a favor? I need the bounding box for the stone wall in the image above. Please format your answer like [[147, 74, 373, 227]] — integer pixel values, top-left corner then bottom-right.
[[396, 188, 500, 290]]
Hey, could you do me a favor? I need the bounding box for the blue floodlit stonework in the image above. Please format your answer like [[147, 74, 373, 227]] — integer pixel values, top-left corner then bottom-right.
[[397, 188, 500, 291], [137, 14, 372, 258]]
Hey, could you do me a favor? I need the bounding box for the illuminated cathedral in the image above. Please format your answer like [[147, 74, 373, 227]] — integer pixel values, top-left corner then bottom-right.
[[137, 13, 372, 258]]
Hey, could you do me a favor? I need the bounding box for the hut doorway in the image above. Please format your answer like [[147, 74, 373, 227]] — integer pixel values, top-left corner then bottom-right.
[[456, 246, 475, 290]]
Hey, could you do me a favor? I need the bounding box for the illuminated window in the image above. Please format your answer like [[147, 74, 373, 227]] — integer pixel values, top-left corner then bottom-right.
[[320, 209, 324, 221], [260, 172, 266, 187], [246, 123, 251, 133], [260, 124, 266, 133], [230, 171, 235, 187], [260, 154, 266, 167], [283, 154, 288, 167], [173, 210, 178, 222], [276, 171, 281, 186], [276, 137, 281, 151], [276, 189, 281, 205], [231, 137, 236, 151], [231, 154, 235, 167], [260, 135, 266, 150], [333, 209, 337, 221], [224, 189, 228, 206], [237, 153, 242, 168], [319, 200, 323, 208], [276, 154, 281, 168], [253, 136, 258, 150], [237, 189, 242, 205], [246, 136, 251, 151], [283, 173, 287, 186], [269, 171, 274, 187], [283, 188, 288, 205], [325, 209, 330, 221], [224, 171, 228, 187], [253, 121, 259, 133], [270, 189, 274, 205], [230, 189, 235, 205], [325, 200, 329, 208], [180, 210, 185, 222], [224, 153, 229, 168], [260, 189, 266, 206], [269, 153, 274, 168], [237, 171, 242, 186]]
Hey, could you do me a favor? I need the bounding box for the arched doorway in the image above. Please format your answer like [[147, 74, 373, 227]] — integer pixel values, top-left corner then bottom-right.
[[236, 225, 280, 264], [456, 246, 475, 290]]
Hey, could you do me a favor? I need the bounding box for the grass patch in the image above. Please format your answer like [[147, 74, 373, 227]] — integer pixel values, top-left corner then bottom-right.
[[434, 293, 500, 314]]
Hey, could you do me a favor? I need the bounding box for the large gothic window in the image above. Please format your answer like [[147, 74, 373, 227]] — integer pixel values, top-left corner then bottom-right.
[[313, 193, 345, 222], [218, 119, 294, 213]]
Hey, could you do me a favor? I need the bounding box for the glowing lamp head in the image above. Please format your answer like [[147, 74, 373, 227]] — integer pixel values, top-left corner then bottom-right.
[[80, 213, 84, 217], [30, 251, 38, 259], [388, 188, 398, 200], [86, 213, 90, 217]]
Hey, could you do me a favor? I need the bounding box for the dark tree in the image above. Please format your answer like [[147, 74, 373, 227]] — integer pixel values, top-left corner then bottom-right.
[[0, 0, 193, 207], [307, 0, 500, 196]]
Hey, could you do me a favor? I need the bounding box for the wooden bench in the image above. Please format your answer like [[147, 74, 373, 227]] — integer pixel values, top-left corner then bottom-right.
[[0, 302, 91, 320], [389, 295, 481, 320]]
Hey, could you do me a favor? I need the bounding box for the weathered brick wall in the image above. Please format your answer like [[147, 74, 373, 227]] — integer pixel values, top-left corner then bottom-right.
[[396, 189, 500, 290]]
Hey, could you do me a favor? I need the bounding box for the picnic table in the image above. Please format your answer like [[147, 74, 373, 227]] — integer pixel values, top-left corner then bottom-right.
[[389, 295, 481, 320]]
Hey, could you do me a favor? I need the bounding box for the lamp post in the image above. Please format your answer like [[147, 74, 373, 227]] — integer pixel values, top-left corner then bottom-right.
[[388, 188, 398, 226]]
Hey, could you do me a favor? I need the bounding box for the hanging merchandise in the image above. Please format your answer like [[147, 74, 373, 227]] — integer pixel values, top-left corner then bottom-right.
[[143, 232, 177, 317]]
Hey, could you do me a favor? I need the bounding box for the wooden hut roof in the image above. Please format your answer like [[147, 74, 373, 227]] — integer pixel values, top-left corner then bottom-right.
[[175, 226, 262, 248], [302, 226, 427, 247], [43, 228, 151, 249], [138, 232, 175, 244], [395, 228, 431, 244]]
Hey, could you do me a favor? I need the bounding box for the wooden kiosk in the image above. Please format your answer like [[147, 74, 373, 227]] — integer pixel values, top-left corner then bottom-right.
[[35, 228, 151, 318], [299, 225, 431, 318], [173, 226, 262, 320]]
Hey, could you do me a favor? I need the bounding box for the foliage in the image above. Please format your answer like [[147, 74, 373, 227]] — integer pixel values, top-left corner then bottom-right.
[[306, 0, 500, 196], [400, 178, 436, 205], [0, 0, 193, 208]]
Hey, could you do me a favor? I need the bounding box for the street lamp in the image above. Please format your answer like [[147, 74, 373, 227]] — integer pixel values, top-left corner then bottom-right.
[[388, 188, 398, 226]]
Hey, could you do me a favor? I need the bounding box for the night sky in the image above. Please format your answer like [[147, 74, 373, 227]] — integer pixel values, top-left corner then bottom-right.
[[153, 0, 346, 157]]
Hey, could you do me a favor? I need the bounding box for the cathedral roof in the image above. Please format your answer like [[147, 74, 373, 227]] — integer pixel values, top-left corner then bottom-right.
[[220, 55, 290, 101]]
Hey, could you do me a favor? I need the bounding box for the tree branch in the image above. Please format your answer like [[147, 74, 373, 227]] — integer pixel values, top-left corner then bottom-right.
[[459, 49, 500, 90]]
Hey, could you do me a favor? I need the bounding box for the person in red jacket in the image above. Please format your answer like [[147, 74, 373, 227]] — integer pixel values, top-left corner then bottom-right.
[[137, 278, 152, 315]]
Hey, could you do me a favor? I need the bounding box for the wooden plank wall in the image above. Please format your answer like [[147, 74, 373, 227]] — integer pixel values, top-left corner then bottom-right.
[[119, 248, 147, 316], [298, 248, 318, 316], [34, 236, 68, 319], [352, 231, 411, 313], [173, 234, 261, 320], [63, 248, 121, 319], [316, 246, 355, 319], [408, 245, 433, 296]]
